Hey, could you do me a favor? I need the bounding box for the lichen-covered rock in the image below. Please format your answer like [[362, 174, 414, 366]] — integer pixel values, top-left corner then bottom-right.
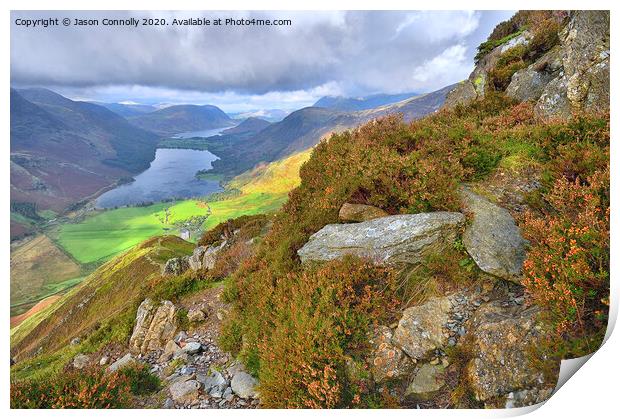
[[392, 297, 451, 360], [169, 379, 202, 403], [338, 202, 388, 222], [460, 187, 527, 282], [466, 303, 559, 406], [162, 257, 189, 276], [129, 299, 178, 354], [187, 246, 207, 271], [535, 11, 609, 118], [368, 326, 414, 382], [506, 47, 562, 102], [442, 80, 478, 110], [405, 363, 446, 400], [297, 213, 465, 265], [467, 31, 532, 98], [202, 242, 226, 270]]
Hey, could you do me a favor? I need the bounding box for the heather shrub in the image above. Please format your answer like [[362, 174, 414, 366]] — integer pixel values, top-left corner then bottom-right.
[[222, 256, 400, 408], [220, 90, 609, 407], [521, 115, 609, 358], [10, 364, 158, 408]]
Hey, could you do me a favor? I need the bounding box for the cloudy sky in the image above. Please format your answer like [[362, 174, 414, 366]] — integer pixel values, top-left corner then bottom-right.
[[11, 10, 513, 112]]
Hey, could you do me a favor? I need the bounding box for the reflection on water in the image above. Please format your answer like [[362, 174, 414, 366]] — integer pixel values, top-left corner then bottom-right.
[[96, 148, 222, 208]]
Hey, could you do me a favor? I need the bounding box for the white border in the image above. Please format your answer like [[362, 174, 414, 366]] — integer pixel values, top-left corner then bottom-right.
[[2, 1, 618, 417]]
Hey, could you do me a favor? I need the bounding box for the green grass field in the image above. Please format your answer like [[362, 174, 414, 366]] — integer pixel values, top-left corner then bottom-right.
[[56, 149, 312, 264]]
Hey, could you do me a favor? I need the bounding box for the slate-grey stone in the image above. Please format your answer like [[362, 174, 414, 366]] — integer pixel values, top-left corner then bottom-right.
[[298, 213, 465, 265], [460, 187, 528, 282]]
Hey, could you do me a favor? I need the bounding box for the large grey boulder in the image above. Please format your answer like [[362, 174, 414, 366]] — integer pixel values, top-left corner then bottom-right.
[[392, 296, 451, 360], [129, 299, 178, 354], [187, 246, 207, 271], [460, 187, 527, 282], [506, 47, 563, 103], [466, 303, 559, 407], [297, 213, 465, 265]]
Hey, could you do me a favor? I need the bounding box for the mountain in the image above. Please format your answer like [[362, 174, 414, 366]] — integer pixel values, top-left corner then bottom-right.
[[201, 84, 456, 178], [313, 92, 419, 111], [11, 88, 158, 228], [222, 117, 271, 135], [128, 104, 234, 136], [10, 236, 195, 362], [90, 102, 157, 117], [361, 83, 458, 122], [229, 109, 290, 122], [202, 107, 359, 176]]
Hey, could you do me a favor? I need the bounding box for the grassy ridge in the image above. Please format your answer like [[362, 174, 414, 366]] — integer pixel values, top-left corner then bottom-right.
[[56, 149, 312, 264]]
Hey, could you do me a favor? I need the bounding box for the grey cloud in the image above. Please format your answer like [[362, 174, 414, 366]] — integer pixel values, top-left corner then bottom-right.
[[11, 10, 514, 97]]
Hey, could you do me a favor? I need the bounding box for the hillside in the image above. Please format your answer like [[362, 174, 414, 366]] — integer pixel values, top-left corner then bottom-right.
[[128, 104, 233, 136], [10, 88, 158, 238], [222, 117, 271, 135], [11, 236, 195, 365]]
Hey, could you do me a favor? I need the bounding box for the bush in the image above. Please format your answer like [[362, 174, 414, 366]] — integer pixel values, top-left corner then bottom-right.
[[488, 45, 529, 91], [219, 92, 609, 407], [223, 256, 400, 408], [521, 118, 609, 358], [11, 364, 161, 408]]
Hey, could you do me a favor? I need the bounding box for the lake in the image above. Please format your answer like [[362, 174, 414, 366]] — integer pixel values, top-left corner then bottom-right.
[[96, 148, 222, 208], [171, 126, 231, 139]]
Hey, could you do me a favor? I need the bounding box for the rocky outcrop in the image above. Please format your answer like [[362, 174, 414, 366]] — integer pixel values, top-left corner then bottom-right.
[[186, 242, 227, 271], [466, 303, 559, 407], [444, 11, 609, 119], [506, 47, 563, 102], [442, 80, 478, 110], [129, 299, 178, 354], [297, 213, 465, 265], [369, 326, 414, 382], [460, 187, 527, 282], [392, 297, 451, 360], [338, 203, 388, 222], [163, 257, 189, 276], [535, 10, 609, 118]]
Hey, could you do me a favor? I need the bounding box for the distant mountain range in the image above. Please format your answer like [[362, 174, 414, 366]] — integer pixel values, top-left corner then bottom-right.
[[89, 102, 157, 118], [10, 82, 454, 239], [313, 92, 419, 111], [11, 88, 157, 227], [128, 104, 234, 137], [229, 109, 290, 122], [222, 117, 271, 135]]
